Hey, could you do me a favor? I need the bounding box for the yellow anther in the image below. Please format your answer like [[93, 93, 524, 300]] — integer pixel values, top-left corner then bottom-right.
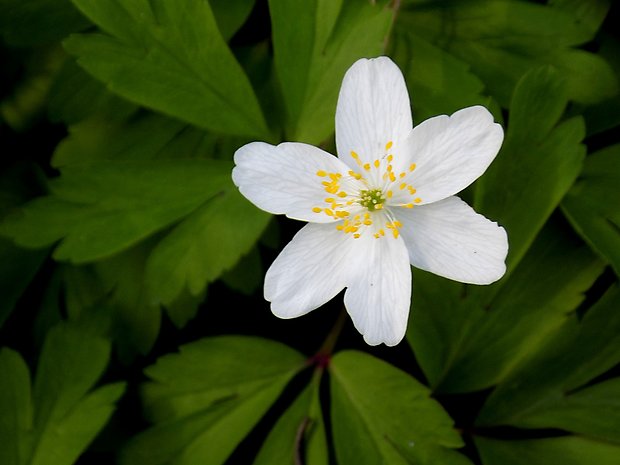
[[379, 229, 385, 236], [316, 170, 327, 177], [336, 211, 350, 218], [325, 197, 335, 203], [374, 233, 380, 239], [399, 172, 406, 179], [337, 191, 347, 198], [386, 141, 393, 150], [409, 163, 416, 172], [392, 229, 399, 238], [354, 234, 361, 239], [312, 207, 322, 213], [408, 187, 416, 195], [325, 209, 334, 216], [386, 190, 393, 198], [329, 173, 341, 181], [404, 203, 414, 208], [387, 154, 393, 162], [363, 163, 371, 171], [414, 198, 421, 203], [394, 220, 402, 228], [351, 151, 359, 159], [375, 203, 383, 210], [363, 219, 372, 226], [389, 172, 396, 182], [387, 164, 393, 172], [399, 183, 407, 190], [373, 159, 380, 168]]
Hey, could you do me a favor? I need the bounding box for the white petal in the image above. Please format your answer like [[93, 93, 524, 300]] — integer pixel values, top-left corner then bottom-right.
[[398, 196, 508, 284], [336, 57, 413, 171], [265, 223, 362, 318], [233, 142, 354, 223], [401, 106, 503, 205], [343, 233, 412, 346]]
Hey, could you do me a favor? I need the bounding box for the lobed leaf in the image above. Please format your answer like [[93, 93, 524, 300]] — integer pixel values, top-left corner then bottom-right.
[[562, 144, 620, 276], [269, 0, 393, 143], [65, 0, 268, 138], [330, 351, 472, 465], [0, 324, 125, 465], [121, 336, 306, 465]]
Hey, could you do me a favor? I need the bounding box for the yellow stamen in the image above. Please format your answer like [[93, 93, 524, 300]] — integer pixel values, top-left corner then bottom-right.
[[385, 141, 393, 150], [312, 207, 322, 213], [316, 170, 327, 177]]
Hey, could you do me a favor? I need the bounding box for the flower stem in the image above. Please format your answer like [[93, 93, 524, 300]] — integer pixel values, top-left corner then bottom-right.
[[309, 307, 347, 368]]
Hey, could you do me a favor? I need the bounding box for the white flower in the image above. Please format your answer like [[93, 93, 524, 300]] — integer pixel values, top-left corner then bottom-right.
[[232, 57, 508, 346]]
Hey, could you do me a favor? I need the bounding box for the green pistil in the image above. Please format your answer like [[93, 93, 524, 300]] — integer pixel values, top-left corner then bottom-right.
[[360, 189, 385, 211]]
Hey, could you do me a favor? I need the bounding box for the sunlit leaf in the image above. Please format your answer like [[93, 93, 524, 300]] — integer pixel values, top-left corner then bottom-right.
[[330, 351, 472, 465], [145, 188, 270, 305], [269, 0, 392, 143], [0, 159, 232, 263], [66, 0, 269, 137], [120, 336, 306, 465]]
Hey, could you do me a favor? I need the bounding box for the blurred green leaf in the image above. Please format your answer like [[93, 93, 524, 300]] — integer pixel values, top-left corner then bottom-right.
[[269, 0, 392, 143], [476, 66, 586, 272], [550, 0, 611, 39], [253, 375, 328, 465], [0, 0, 89, 46], [0, 159, 232, 263], [145, 188, 270, 305], [210, 0, 255, 41], [477, 285, 620, 432], [0, 324, 125, 465], [476, 436, 620, 465], [65, 0, 269, 138], [47, 59, 137, 126], [562, 144, 620, 276], [121, 336, 305, 465], [391, 29, 491, 122], [409, 220, 604, 393], [330, 351, 472, 465], [401, 0, 618, 106]]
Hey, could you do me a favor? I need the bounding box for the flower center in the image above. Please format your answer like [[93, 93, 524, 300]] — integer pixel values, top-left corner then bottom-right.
[[312, 141, 422, 239], [359, 189, 385, 211]]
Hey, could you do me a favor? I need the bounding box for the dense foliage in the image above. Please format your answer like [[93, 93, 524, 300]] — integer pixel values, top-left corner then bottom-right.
[[1, 0, 619, 464]]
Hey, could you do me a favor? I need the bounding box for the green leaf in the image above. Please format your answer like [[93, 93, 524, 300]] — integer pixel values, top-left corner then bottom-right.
[[0, 0, 89, 46], [121, 336, 305, 465], [65, 0, 268, 138], [210, 0, 255, 41], [476, 436, 620, 465], [0, 349, 31, 465], [0, 324, 125, 465], [221, 247, 263, 295], [145, 188, 270, 305], [330, 351, 472, 465], [400, 0, 618, 106], [269, 0, 392, 143], [499, 377, 620, 444], [409, 220, 604, 393], [390, 29, 491, 122], [475, 66, 586, 272], [253, 376, 328, 465], [47, 59, 137, 125], [562, 144, 620, 276], [550, 0, 611, 39], [477, 285, 620, 429], [0, 159, 232, 263]]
